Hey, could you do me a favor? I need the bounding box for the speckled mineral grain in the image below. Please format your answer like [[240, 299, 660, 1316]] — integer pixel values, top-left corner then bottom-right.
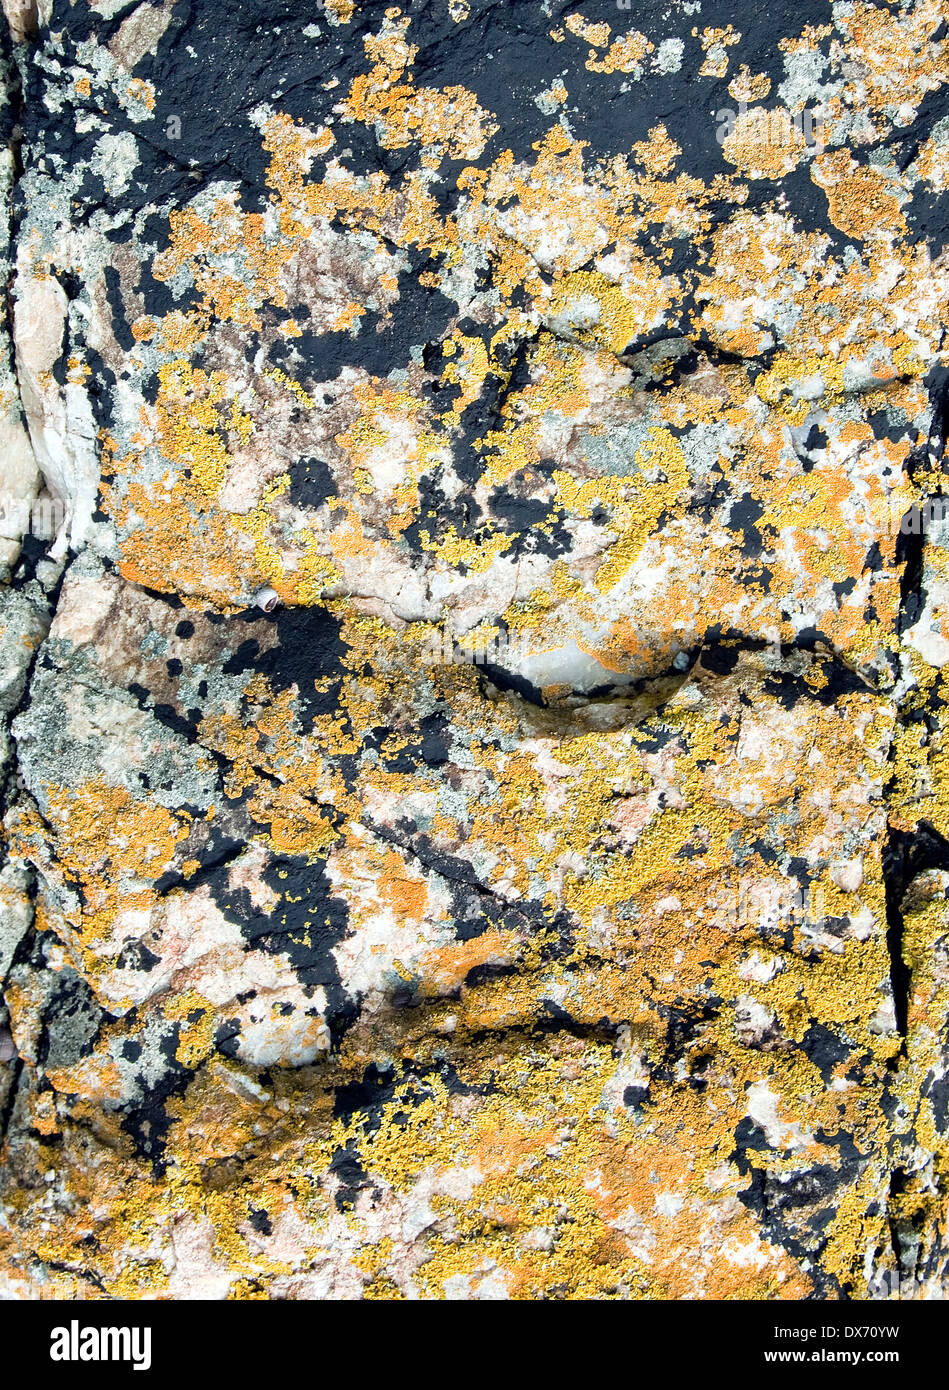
[[0, 0, 948, 1301]]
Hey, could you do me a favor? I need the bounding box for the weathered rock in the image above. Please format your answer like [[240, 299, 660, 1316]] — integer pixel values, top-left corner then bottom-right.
[[1, 0, 948, 1300]]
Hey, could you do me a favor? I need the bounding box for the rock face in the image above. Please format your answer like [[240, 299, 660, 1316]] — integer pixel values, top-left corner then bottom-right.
[[0, 0, 948, 1300]]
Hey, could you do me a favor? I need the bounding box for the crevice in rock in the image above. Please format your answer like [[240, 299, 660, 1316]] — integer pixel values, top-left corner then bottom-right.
[[40, 1256, 107, 1296], [0, 1052, 23, 1149], [894, 514, 929, 645], [882, 828, 912, 1046], [886, 1165, 916, 1292], [882, 821, 949, 1053]]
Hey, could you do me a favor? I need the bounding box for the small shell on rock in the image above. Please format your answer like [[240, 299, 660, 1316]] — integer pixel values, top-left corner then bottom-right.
[[254, 586, 279, 613]]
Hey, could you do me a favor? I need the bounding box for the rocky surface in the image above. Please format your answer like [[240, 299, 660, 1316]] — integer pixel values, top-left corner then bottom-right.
[[0, 0, 948, 1299]]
